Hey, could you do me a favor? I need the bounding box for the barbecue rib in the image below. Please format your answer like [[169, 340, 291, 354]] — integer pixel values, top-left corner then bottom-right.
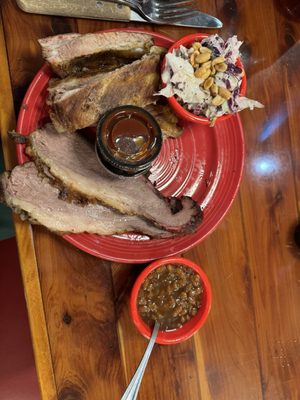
[[38, 31, 154, 77], [47, 53, 161, 133], [0, 162, 173, 238], [26, 124, 202, 233]]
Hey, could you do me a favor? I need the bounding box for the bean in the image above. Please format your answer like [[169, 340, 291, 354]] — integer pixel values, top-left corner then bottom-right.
[[176, 268, 185, 277], [180, 291, 187, 300], [186, 283, 193, 292], [157, 266, 166, 274], [192, 275, 201, 286], [194, 287, 203, 295], [137, 264, 203, 331], [138, 297, 147, 306], [167, 264, 175, 272], [167, 297, 176, 308], [188, 297, 196, 305], [139, 306, 149, 314], [191, 307, 198, 316], [172, 306, 183, 317]]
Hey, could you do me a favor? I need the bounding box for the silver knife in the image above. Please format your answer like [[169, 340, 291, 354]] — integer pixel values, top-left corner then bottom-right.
[[16, 0, 222, 28], [129, 9, 222, 28]]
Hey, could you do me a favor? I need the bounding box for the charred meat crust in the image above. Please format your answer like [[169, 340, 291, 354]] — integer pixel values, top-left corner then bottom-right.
[[8, 130, 29, 144], [175, 198, 203, 234], [0, 172, 7, 204], [38, 31, 154, 78], [143, 179, 203, 233], [56, 50, 150, 77], [47, 53, 161, 133]]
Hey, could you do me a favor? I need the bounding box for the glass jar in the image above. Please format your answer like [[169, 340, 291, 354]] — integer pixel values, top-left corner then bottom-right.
[[96, 106, 162, 177]]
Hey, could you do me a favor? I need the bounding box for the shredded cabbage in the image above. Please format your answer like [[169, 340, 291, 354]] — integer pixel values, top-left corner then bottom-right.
[[157, 34, 263, 125]]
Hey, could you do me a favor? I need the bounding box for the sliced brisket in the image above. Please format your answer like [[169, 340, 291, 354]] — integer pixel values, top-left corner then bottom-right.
[[0, 162, 172, 238], [27, 124, 202, 233]]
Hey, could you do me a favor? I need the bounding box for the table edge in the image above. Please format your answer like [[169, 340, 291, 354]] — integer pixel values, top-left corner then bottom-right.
[[0, 11, 57, 400]]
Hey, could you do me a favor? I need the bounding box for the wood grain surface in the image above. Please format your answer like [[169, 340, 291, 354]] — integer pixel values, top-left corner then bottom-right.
[[0, 0, 300, 399], [0, 10, 57, 400]]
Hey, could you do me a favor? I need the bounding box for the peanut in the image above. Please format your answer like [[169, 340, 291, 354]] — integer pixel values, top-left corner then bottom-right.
[[195, 52, 211, 64], [219, 87, 232, 100], [210, 83, 219, 96], [190, 53, 196, 66], [195, 67, 211, 81], [211, 66, 216, 75], [201, 68, 212, 81], [212, 95, 226, 106], [192, 42, 201, 50], [200, 46, 212, 54], [202, 60, 212, 69], [203, 77, 214, 90], [212, 56, 225, 66], [215, 62, 228, 72], [194, 66, 208, 78]]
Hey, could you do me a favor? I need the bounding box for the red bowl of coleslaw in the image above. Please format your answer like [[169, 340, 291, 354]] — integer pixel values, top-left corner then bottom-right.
[[159, 33, 254, 126]]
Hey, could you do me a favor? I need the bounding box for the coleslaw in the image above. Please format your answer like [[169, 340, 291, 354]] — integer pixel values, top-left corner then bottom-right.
[[158, 35, 263, 125]]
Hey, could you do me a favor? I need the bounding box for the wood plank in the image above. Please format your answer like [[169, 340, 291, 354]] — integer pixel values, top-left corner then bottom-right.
[[237, 0, 300, 398], [0, 8, 16, 168], [186, 199, 263, 400], [34, 227, 126, 400], [282, 20, 300, 216], [0, 6, 57, 400]]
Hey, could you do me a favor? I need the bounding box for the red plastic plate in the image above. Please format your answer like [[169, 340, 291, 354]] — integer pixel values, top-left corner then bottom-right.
[[16, 29, 244, 263]]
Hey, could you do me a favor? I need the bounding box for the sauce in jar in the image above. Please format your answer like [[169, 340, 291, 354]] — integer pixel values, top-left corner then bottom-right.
[[96, 106, 162, 177]]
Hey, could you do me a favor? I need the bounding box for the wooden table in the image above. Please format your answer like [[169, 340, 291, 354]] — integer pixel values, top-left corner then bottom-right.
[[1, 0, 300, 399]]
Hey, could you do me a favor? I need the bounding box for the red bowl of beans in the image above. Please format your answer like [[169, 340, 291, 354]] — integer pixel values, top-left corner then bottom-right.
[[130, 257, 212, 345]]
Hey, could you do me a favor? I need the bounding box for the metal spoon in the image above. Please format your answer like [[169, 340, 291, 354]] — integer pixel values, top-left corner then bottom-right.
[[121, 321, 160, 400]]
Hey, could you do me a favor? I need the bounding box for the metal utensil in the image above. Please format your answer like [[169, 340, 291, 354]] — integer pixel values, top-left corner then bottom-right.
[[105, 0, 223, 28], [17, 0, 222, 28], [118, 0, 200, 21], [121, 321, 160, 400]]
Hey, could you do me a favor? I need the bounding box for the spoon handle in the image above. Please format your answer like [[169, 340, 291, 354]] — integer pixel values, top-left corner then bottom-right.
[[121, 321, 160, 400]]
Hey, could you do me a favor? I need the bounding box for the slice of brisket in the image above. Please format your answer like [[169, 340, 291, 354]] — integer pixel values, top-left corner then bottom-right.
[[38, 31, 154, 77], [27, 124, 202, 233], [0, 162, 172, 238], [47, 53, 161, 132]]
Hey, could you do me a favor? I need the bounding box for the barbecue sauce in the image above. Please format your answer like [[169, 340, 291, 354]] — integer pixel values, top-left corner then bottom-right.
[[96, 106, 162, 177]]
